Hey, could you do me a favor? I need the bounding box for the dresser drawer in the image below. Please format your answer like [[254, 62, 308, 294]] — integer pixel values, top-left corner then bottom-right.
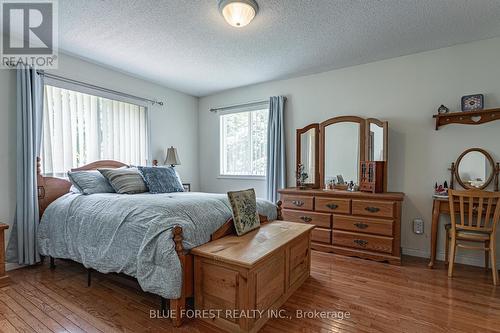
[[282, 209, 331, 228], [352, 200, 395, 218], [312, 228, 331, 244], [333, 230, 393, 254], [282, 195, 314, 211], [333, 215, 393, 236], [315, 197, 351, 214]]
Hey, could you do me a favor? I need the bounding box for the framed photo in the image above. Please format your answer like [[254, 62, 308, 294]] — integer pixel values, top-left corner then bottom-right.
[[461, 94, 484, 112], [182, 183, 191, 192]]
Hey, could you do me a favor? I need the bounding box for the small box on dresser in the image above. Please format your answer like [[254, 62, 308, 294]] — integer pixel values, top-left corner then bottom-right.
[[279, 188, 404, 265], [0, 223, 9, 287], [360, 161, 385, 193]]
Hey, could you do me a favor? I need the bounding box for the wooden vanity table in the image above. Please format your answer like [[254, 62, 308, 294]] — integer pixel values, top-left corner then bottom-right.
[[428, 148, 499, 268], [284, 115, 405, 264]]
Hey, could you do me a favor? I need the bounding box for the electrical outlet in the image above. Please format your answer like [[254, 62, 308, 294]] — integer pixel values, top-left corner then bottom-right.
[[413, 218, 424, 235]]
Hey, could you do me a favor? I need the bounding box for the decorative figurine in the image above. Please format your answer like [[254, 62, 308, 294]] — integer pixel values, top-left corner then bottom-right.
[[433, 181, 449, 197], [347, 181, 358, 192], [296, 164, 309, 189], [437, 104, 449, 114]]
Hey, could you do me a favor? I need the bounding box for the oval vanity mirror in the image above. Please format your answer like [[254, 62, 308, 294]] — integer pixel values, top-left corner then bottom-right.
[[455, 148, 495, 190], [296, 124, 319, 188]]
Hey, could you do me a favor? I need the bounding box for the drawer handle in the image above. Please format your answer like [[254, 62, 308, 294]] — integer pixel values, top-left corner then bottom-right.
[[292, 200, 304, 207], [326, 203, 339, 210], [354, 222, 368, 229], [365, 206, 380, 213], [354, 239, 368, 247], [300, 216, 312, 223]]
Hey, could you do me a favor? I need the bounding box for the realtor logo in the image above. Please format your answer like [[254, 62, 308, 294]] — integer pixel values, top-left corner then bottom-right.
[[1, 0, 58, 68]]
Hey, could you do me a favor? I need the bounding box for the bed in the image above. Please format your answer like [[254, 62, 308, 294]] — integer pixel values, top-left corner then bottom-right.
[[36, 159, 283, 326]]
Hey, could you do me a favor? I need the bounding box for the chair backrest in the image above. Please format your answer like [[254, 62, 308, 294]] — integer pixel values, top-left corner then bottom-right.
[[448, 189, 500, 233]]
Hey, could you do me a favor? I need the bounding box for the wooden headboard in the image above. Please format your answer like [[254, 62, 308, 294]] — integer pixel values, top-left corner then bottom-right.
[[36, 157, 127, 218]]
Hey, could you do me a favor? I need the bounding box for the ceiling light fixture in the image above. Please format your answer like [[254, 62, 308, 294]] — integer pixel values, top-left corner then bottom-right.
[[218, 0, 259, 28]]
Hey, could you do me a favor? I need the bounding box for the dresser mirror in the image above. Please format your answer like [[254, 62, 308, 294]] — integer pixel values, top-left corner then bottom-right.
[[452, 148, 499, 190], [367, 119, 388, 161], [323, 121, 362, 185], [319, 116, 366, 188], [296, 116, 388, 190], [296, 124, 319, 188]]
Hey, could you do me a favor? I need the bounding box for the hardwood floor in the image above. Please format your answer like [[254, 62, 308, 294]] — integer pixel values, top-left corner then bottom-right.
[[1, 251, 500, 333]]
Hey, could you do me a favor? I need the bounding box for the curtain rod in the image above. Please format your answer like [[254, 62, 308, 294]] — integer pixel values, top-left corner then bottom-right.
[[36, 71, 164, 106], [209, 99, 269, 113]]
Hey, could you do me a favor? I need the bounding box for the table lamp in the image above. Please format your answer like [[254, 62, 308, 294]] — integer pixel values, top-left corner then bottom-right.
[[165, 146, 181, 167]]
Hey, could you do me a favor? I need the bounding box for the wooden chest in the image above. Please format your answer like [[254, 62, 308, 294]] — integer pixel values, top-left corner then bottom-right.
[[192, 221, 314, 333], [279, 188, 404, 265]]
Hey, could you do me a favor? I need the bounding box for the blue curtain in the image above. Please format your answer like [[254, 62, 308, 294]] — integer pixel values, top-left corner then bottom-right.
[[6, 65, 44, 265], [266, 96, 286, 202]]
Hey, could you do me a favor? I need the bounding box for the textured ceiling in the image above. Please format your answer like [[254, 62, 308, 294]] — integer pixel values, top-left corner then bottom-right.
[[59, 0, 500, 97]]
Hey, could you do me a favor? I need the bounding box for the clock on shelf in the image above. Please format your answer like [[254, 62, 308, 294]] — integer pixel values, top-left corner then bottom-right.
[[461, 94, 484, 112]]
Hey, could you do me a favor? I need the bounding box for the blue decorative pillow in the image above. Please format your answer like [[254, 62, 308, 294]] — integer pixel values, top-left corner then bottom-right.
[[67, 170, 115, 195], [138, 166, 184, 194]]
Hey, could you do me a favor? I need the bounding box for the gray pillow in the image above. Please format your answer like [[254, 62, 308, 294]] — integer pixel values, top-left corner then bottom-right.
[[137, 166, 184, 194], [98, 167, 148, 194], [67, 170, 115, 195]]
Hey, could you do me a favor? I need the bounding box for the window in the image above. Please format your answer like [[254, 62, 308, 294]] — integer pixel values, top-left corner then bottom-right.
[[41, 85, 149, 176], [220, 108, 268, 177]]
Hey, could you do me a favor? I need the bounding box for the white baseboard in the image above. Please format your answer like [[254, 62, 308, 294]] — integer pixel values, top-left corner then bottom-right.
[[402, 247, 491, 267], [6, 263, 25, 271]]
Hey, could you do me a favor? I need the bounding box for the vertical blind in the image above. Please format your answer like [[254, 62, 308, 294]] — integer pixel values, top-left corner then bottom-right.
[[42, 85, 148, 175]]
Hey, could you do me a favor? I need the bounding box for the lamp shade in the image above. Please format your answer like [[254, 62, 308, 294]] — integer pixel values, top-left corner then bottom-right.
[[165, 146, 181, 166], [218, 0, 258, 28]]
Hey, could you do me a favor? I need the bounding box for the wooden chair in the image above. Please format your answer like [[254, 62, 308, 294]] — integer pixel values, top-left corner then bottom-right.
[[445, 227, 491, 270], [447, 189, 500, 285]]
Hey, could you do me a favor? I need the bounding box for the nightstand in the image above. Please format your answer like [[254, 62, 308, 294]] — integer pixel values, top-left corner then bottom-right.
[[0, 223, 9, 287]]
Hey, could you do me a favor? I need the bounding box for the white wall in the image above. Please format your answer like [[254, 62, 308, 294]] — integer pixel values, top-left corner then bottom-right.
[[198, 37, 500, 266], [0, 53, 199, 259]]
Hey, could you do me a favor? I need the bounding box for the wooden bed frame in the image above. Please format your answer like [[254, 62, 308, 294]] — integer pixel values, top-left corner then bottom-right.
[[36, 158, 283, 327]]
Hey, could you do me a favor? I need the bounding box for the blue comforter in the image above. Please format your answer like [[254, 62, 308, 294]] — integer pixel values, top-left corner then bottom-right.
[[37, 192, 277, 298]]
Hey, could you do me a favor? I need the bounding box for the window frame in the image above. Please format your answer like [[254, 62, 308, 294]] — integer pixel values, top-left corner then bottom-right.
[[42, 78, 152, 170], [218, 104, 269, 180]]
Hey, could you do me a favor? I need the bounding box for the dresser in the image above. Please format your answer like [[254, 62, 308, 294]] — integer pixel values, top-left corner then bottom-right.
[[279, 188, 404, 265]]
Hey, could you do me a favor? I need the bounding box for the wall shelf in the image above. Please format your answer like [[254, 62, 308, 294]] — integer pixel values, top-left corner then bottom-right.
[[433, 108, 500, 130]]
